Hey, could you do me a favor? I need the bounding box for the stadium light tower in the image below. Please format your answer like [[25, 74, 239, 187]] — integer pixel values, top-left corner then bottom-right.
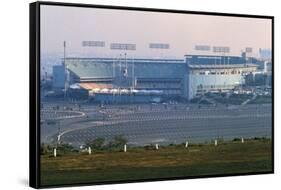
[[63, 41, 67, 99], [194, 45, 211, 52], [119, 54, 122, 77], [149, 43, 170, 58], [124, 53, 128, 77], [213, 46, 230, 74], [245, 47, 253, 64], [112, 57, 115, 78], [82, 41, 105, 47], [63, 41, 66, 63], [132, 57, 135, 90]]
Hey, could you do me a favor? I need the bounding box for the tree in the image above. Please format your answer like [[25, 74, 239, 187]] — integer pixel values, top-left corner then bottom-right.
[[109, 135, 128, 149], [86, 137, 105, 150], [40, 143, 53, 155], [57, 143, 74, 153]]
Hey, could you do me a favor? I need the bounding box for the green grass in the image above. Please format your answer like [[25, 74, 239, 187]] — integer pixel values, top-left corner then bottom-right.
[[41, 139, 272, 186]]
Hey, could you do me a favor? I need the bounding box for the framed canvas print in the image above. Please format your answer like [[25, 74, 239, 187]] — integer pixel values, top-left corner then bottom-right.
[[29, 1, 274, 188]]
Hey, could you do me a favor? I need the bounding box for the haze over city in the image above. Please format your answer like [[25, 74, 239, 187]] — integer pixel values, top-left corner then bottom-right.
[[41, 5, 272, 59]]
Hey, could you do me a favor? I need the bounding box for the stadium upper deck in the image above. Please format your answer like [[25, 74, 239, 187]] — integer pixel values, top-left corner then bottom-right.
[[66, 57, 185, 81]]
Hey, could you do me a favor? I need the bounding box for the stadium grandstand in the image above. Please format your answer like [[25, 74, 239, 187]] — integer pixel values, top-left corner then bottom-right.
[[52, 53, 262, 103]]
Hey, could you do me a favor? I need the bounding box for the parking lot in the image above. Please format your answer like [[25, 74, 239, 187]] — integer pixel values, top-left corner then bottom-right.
[[40, 102, 272, 147]]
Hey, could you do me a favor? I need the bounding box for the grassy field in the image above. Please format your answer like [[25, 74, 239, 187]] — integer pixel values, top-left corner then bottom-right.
[[41, 139, 272, 186]]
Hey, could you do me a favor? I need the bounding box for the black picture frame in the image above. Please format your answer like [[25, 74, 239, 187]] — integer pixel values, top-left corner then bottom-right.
[[30, 1, 274, 188]]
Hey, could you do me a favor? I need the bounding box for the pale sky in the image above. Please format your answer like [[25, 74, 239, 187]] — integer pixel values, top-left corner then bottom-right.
[[41, 5, 272, 59]]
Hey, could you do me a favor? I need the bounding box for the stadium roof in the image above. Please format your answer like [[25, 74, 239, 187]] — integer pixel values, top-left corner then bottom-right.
[[65, 57, 184, 63]]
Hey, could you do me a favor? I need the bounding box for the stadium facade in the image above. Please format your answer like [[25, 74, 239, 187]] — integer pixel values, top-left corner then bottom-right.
[[52, 54, 260, 103]]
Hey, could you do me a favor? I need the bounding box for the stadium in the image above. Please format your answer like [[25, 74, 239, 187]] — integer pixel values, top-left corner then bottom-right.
[[52, 53, 260, 103], [38, 51, 272, 148]]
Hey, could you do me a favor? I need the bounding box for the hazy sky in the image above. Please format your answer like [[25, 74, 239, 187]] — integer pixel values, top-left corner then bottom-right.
[[41, 5, 272, 59]]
